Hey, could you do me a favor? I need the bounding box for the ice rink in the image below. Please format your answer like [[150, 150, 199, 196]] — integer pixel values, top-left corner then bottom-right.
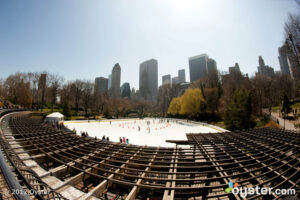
[[64, 118, 225, 147]]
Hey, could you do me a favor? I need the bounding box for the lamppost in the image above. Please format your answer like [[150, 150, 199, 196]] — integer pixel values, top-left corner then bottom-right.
[[293, 108, 298, 127], [282, 111, 286, 130]]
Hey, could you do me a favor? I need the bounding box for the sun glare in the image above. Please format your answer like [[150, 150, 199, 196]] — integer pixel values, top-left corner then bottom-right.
[[171, 0, 206, 14]]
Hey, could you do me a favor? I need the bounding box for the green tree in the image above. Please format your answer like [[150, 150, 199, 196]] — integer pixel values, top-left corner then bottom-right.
[[224, 89, 253, 130], [63, 102, 71, 118]]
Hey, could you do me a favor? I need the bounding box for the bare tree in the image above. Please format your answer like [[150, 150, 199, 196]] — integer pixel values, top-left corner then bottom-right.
[[48, 73, 63, 112], [81, 81, 93, 116], [70, 80, 84, 115]]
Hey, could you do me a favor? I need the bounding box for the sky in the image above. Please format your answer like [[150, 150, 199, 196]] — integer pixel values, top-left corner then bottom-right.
[[0, 0, 299, 89]]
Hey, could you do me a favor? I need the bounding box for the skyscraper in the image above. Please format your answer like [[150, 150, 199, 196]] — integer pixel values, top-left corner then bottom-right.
[[108, 74, 112, 89], [172, 77, 179, 85], [94, 77, 108, 95], [121, 82, 131, 99], [189, 54, 217, 82], [178, 69, 186, 83], [257, 56, 275, 77], [189, 54, 208, 82], [111, 63, 121, 98], [207, 58, 217, 73], [278, 45, 290, 75], [229, 63, 241, 74], [139, 59, 158, 102], [162, 74, 171, 86]]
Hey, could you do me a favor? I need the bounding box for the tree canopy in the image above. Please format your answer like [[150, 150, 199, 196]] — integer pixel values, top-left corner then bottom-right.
[[168, 88, 206, 118]]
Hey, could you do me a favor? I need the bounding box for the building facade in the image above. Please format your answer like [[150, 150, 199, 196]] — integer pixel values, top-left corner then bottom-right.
[[278, 45, 291, 75], [94, 77, 108, 95], [229, 63, 241, 74], [162, 74, 171, 86], [189, 54, 217, 82], [121, 82, 131, 99], [207, 58, 217, 73], [108, 74, 112, 89], [139, 59, 158, 102], [257, 56, 275, 77], [110, 63, 121, 98], [172, 77, 179, 85], [178, 69, 186, 83]]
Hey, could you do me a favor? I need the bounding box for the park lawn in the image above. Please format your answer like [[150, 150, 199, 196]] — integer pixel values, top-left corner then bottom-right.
[[272, 102, 300, 111], [272, 106, 281, 111], [291, 102, 300, 109]]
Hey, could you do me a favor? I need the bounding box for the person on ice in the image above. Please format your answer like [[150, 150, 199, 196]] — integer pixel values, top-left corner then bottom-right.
[[119, 137, 122, 143], [123, 137, 126, 143], [126, 138, 129, 144]]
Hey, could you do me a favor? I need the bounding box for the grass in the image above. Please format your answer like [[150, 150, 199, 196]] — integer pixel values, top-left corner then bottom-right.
[[65, 116, 86, 120], [272, 102, 300, 111], [210, 121, 226, 129], [272, 106, 281, 111], [291, 102, 300, 109]]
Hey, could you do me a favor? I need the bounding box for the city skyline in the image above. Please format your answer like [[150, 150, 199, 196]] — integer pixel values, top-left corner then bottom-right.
[[0, 0, 299, 89]]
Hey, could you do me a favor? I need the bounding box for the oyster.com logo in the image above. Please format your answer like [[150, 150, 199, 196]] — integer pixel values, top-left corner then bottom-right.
[[225, 181, 239, 193], [224, 181, 296, 198]]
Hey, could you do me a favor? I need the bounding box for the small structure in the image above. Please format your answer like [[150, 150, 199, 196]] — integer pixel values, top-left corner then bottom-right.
[[45, 112, 64, 128]]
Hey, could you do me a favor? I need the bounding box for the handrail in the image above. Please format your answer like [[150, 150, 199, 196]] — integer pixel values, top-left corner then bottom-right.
[[0, 109, 31, 200], [0, 148, 31, 200]]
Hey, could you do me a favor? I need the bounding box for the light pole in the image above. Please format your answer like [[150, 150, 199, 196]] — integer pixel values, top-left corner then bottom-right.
[[281, 110, 286, 130]]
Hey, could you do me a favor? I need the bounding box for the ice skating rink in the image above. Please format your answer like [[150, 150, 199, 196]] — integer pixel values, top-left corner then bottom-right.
[[64, 118, 225, 147]]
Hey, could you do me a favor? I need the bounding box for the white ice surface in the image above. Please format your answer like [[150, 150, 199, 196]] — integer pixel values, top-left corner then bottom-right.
[[64, 118, 221, 147]]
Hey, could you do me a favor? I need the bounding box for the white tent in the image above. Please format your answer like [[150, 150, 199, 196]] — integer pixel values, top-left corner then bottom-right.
[[45, 112, 64, 124]]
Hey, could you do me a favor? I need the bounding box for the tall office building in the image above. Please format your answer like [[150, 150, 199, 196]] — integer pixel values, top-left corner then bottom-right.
[[172, 77, 179, 85], [111, 63, 121, 98], [162, 74, 171, 86], [189, 54, 217, 82], [278, 45, 291, 75], [229, 63, 241, 74], [178, 69, 186, 83], [207, 58, 217, 73], [257, 56, 275, 77], [139, 59, 158, 102], [108, 74, 112, 89], [94, 77, 108, 95], [121, 82, 131, 99]]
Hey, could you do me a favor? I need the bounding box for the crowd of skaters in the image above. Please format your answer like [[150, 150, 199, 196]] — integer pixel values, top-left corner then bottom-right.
[[117, 118, 177, 133], [119, 137, 129, 144], [71, 118, 189, 145]]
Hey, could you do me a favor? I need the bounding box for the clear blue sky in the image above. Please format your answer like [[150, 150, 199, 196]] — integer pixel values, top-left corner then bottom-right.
[[0, 0, 298, 89]]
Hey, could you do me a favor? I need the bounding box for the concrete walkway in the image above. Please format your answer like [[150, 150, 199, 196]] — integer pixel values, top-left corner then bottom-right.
[[270, 111, 298, 131]]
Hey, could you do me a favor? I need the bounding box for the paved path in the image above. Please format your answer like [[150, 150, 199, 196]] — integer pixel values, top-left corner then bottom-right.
[[270, 111, 298, 131]]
